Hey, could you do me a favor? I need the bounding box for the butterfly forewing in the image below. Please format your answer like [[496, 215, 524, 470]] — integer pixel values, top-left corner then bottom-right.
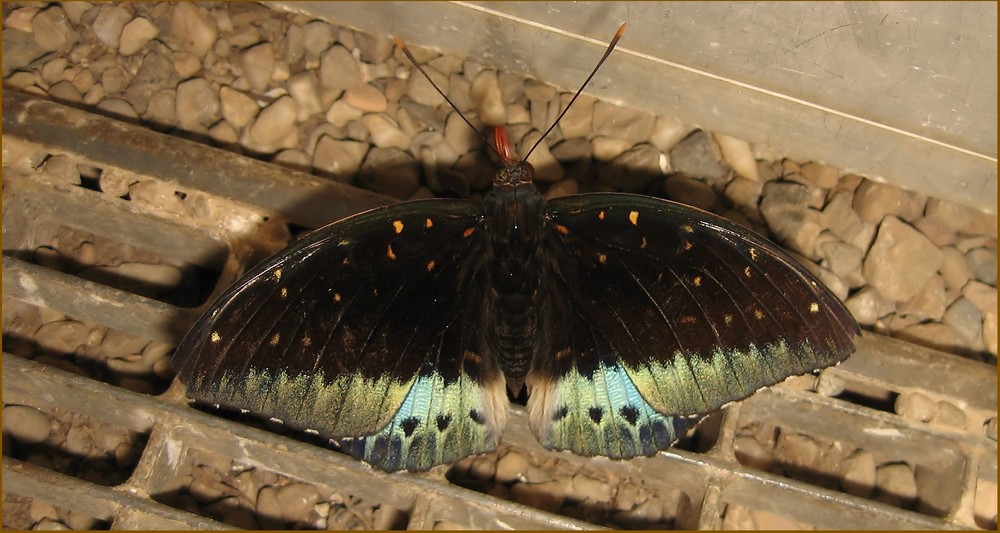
[[537, 193, 858, 421], [173, 199, 510, 470]]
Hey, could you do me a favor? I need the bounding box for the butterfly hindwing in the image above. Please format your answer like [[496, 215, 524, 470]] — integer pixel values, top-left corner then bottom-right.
[[526, 193, 858, 456], [173, 200, 509, 471]]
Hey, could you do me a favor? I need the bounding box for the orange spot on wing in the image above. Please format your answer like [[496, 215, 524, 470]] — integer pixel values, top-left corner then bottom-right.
[[555, 224, 570, 235], [387, 245, 397, 260]]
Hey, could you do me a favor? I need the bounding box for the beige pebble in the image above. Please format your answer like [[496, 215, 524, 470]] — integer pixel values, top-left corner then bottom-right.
[[100, 66, 129, 94], [714, 132, 759, 181], [840, 449, 876, 497], [256, 486, 284, 528], [649, 115, 690, 152], [734, 434, 773, 471], [286, 71, 323, 120], [494, 450, 530, 482], [96, 98, 140, 122], [172, 51, 202, 78], [40, 154, 81, 185], [64, 425, 94, 456], [241, 42, 275, 93], [404, 63, 448, 107], [362, 114, 409, 149], [5, 7, 41, 33], [276, 483, 321, 523], [895, 391, 935, 422], [176, 78, 220, 130], [32, 6, 75, 53], [245, 96, 299, 152], [171, 3, 218, 58], [570, 473, 613, 503], [876, 463, 918, 504], [344, 83, 388, 113], [520, 131, 563, 183], [590, 136, 632, 162], [35, 320, 91, 355], [319, 45, 362, 92], [119, 17, 159, 56], [3, 405, 52, 444], [470, 70, 506, 126], [863, 216, 944, 302], [33, 518, 70, 530]]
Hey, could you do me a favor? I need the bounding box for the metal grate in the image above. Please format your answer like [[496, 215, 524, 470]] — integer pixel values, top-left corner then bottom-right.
[[3, 91, 996, 529]]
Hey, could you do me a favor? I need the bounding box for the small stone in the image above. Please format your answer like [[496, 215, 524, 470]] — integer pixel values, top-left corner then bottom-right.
[[64, 424, 94, 456], [245, 96, 299, 153], [845, 287, 895, 326], [362, 114, 410, 149], [853, 179, 925, 225], [241, 42, 275, 93], [519, 132, 563, 183], [876, 463, 918, 504], [815, 371, 845, 397], [799, 161, 840, 189], [570, 473, 613, 503], [119, 17, 159, 56], [649, 115, 690, 152], [985, 418, 997, 441], [172, 51, 202, 78], [940, 246, 972, 291], [897, 323, 962, 354], [444, 111, 479, 155], [39, 154, 81, 185], [557, 93, 595, 139], [311, 137, 366, 183], [355, 32, 394, 63], [932, 401, 966, 427], [897, 274, 946, 321], [209, 121, 238, 146], [670, 130, 726, 181], [510, 480, 565, 511], [470, 70, 506, 126], [818, 239, 864, 282], [494, 450, 530, 482], [863, 216, 944, 302], [913, 217, 957, 247], [319, 45, 361, 92], [664, 175, 717, 211], [590, 136, 632, 162], [344, 83, 388, 113], [714, 133, 759, 181], [361, 147, 420, 199], [219, 86, 259, 130], [175, 78, 221, 130], [966, 247, 997, 285], [92, 5, 132, 49], [524, 80, 556, 101], [601, 144, 663, 191], [32, 6, 76, 53], [35, 320, 91, 355], [405, 64, 448, 107], [822, 192, 871, 247], [100, 328, 149, 357], [775, 433, 818, 466], [100, 66, 129, 95], [896, 392, 935, 422], [143, 89, 177, 129], [300, 21, 333, 57], [171, 3, 218, 58], [943, 297, 983, 344], [724, 176, 763, 209], [734, 435, 773, 471], [2, 29, 47, 78], [3, 405, 52, 444], [325, 99, 364, 127], [276, 483, 320, 523], [123, 47, 177, 114], [286, 71, 323, 120], [592, 101, 655, 143], [5, 7, 41, 33], [33, 518, 70, 530]]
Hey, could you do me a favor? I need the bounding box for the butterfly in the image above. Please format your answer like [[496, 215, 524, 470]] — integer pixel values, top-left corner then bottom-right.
[[172, 24, 859, 472]]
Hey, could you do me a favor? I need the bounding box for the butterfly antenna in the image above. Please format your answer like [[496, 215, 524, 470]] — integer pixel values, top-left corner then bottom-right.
[[394, 36, 500, 158], [524, 22, 627, 160]]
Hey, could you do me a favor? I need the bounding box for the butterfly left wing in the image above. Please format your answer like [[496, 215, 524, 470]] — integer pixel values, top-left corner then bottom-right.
[[527, 193, 858, 457], [173, 200, 509, 471]]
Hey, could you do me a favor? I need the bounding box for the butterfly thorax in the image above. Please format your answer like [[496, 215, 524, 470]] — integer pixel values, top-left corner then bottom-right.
[[482, 171, 546, 392]]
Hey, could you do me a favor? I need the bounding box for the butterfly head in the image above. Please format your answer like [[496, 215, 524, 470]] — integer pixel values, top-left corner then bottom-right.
[[492, 126, 535, 188]]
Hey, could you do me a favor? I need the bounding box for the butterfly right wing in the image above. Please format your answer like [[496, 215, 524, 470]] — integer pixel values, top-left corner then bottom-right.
[[172, 200, 509, 471]]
